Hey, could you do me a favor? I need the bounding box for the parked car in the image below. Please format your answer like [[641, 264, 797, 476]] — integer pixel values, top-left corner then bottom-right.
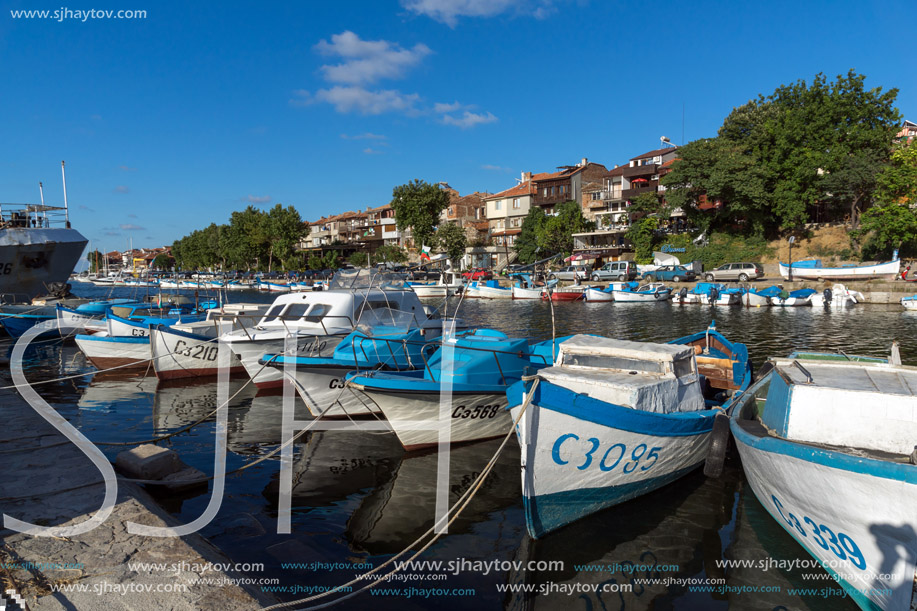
[[703, 262, 765, 282], [590, 261, 639, 281], [462, 268, 493, 281], [642, 265, 697, 283], [549, 265, 591, 281]]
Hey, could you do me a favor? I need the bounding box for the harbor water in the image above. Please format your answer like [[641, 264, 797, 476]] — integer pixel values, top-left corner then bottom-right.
[[7, 284, 915, 610]]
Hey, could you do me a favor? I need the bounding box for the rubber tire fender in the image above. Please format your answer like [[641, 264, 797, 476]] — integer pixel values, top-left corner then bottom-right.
[[703, 411, 731, 479]]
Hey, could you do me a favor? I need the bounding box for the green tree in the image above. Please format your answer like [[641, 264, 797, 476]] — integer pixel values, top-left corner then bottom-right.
[[536, 201, 595, 256], [85, 249, 103, 273], [854, 142, 917, 258], [625, 217, 659, 264], [264, 204, 306, 272], [514, 207, 546, 264], [348, 252, 369, 267], [151, 253, 173, 270], [390, 179, 451, 252], [434, 222, 467, 266], [663, 70, 901, 234], [374, 244, 408, 263]]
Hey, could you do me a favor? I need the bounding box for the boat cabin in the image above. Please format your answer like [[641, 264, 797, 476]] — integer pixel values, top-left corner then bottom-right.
[[538, 335, 707, 414], [760, 358, 917, 456]]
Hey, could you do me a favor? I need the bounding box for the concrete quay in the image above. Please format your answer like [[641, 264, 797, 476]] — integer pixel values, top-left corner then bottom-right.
[[0, 378, 275, 610], [535, 278, 917, 305]]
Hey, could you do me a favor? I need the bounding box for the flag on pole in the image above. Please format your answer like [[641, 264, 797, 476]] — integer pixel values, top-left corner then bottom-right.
[[420, 244, 431, 261]]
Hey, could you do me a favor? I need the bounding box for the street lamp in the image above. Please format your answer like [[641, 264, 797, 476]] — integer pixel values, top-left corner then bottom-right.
[[787, 236, 796, 282]]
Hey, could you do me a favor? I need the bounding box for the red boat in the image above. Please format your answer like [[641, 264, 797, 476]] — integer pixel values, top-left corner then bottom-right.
[[543, 287, 585, 301]]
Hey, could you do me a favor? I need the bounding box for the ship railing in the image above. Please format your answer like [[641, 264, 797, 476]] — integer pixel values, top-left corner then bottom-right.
[[0, 203, 71, 229]]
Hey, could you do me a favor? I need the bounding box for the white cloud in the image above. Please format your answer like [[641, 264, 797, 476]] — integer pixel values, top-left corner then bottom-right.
[[442, 110, 498, 129], [341, 132, 387, 140], [79, 204, 95, 212], [482, 164, 512, 172], [114, 185, 130, 194], [363, 147, 384, 155], [119, 223, 145, 230], [118, 165, 136, 172], [314, 86, 421, 115], [434, 101, 464, 113], [401, 0, 558, 26], [315, 31, 431, 85], [242, 195, 272, 204]]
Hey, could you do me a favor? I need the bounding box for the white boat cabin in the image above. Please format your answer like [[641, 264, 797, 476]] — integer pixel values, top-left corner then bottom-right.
[[252, 289, 432, 334], [761, 358, 917, 456], [539, 335, 706, 414]]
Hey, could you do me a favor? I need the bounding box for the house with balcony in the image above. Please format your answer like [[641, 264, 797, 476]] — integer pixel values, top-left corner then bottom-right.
[[898, 120, 916, 144], [531, 158, 609, 215], [440, 185, 490, 244], [484, 173, 537, 248]]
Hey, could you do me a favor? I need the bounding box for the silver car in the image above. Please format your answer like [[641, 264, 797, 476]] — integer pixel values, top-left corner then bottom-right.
[[549, 265, 590, 281], [703, 262, 765, 282]]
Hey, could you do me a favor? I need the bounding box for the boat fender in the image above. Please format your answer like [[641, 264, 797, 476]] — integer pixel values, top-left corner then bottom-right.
[[823, 288, 832, 305], [703, 411, 731, 478], [753, 360, 774, 382]]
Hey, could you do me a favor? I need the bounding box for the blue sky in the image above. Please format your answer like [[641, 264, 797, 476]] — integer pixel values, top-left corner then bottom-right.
[[1, 0, 915, 253]]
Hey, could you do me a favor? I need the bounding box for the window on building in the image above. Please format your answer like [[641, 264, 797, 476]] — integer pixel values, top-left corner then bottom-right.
[[449, 207, 455, 216], [543, 188, 548, 197], [513, 198, 520, 209], [495, 201, 502, 211]]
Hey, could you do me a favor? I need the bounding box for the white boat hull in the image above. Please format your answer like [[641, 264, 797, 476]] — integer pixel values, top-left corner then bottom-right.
[[283, 366, 383, 418], [150, 327, 244, 380], [465, 285, 513, 299], [902, 297, 917, 310], [770, 296, 813, 307], [779, 259, 900, 281], [583, 287, 613, 302], [411, 283, 463, 298], [225, 333, 344, 389], [611, 290, 671, 302], [734, 432, 917, 611], [512, 396, 711, 538], [350, 386, 512, 451], [742, 292, 771, 307], [512, 286, 545, 300], [75, 334, 151, 370]]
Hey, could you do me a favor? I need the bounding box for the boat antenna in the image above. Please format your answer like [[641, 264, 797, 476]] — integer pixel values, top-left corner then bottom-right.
[[60, 161, 71, 228], [39, 181, 45, 206]]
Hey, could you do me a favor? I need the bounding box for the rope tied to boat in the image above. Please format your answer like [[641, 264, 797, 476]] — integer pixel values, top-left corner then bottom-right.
[[261, 377, 541, 611]]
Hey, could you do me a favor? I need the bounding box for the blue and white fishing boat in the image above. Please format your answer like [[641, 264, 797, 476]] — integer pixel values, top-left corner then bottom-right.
[[809, 283, 864, 308], [779, 258, 900, 281], [465, 279, 513, 299], [510, 274, 555, 300], [258, 280, 292, 293], [407, 271, 464, 298], [0, 304, 59, 337], [729, 351, 917, 611], [741, 285, 781, 307], [149, 302, 270, 380], [507, 324, 751, 538], [345, 330, 563, 450], [902, 295, 917, 311], [674, 282, 739, 305], [583, 281, 638, 302], [770, 287, 816, 307], [609, 282, 672, 303], [262, 320, 441, 418]]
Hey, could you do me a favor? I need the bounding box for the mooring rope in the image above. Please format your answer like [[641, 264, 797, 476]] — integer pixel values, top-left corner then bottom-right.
[[261, 376, 541, 611]]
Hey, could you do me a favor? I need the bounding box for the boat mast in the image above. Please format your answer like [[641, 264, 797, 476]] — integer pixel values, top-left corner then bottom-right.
[[60, 161, 70, 228]]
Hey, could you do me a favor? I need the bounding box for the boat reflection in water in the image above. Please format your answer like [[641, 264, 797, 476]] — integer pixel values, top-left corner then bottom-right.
[[504, 469, 734, 611], [152, 377, 258, 435], [723, 488, 857, 611], [346, 438, 521, 555]]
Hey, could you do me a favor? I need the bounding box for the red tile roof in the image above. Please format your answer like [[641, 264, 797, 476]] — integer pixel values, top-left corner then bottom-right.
[[630, 146, 678, 161]]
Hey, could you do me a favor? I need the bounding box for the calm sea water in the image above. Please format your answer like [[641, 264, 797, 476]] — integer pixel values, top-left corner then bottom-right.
[[8, 284, 916, 610]]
